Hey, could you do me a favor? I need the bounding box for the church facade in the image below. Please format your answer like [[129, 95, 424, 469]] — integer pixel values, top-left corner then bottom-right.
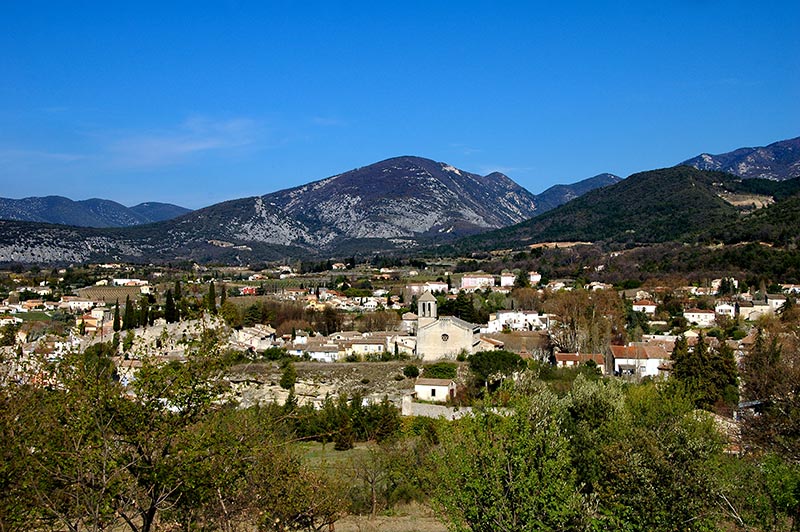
[[415, 291, 481, 361]]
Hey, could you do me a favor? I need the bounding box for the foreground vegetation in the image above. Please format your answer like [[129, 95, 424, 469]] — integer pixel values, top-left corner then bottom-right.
[[2, 315, 799, 531]]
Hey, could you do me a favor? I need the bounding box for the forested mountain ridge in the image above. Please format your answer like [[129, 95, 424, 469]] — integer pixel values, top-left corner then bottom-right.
[[449, 167, 800, 254]]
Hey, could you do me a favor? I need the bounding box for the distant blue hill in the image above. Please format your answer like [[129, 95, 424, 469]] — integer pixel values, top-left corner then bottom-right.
[[0, 196, 191, 227]]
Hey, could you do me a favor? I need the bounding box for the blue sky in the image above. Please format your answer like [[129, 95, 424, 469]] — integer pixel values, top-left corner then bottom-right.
[[1, 1, 798, 209]]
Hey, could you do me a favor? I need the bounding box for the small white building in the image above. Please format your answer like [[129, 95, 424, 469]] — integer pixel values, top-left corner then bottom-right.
[[528, 271, 542, 285], [304, 344, 341, 363], [346, 338, 387, 357], [460, 273, 495, 291], [483, 310, 551, 333], [500, 271, 516, 288], [714, 302, 736, 318], [414, 378, 456, 403], [766, 294, 787, 312], [632, 300, 657, 316], [683, 308, 716, 328], [611, 344, 670, 378]]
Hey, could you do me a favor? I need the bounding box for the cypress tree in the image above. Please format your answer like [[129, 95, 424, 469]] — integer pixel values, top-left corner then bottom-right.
[[207, 281, 217, 314], [113, 300, 121, 332], [122, 296, 135, 330], [138, 295, 149, 328], [219, 284, 227, 306], [164, 289, 177, 323], [174, 279, 182, 300]]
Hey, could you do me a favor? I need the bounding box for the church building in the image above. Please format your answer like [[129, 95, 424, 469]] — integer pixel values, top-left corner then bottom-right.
[[415, 291, 481, 361]]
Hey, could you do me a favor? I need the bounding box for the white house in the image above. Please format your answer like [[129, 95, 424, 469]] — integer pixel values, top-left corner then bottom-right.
[[500, 271, 516, 288], [346, 338, 387, 357], [460, 273, 495, 291], [304, 344, 341, 363], [59, 297, 96, 312], [611, 344, 670, 378], [632, 300, 657, 316], [414, 378, 456, 403], [766, 294, 787, 312], [483, 310, 551, 333], [714, 302, 736, 318], [528, 271, 542, 285], [683, 308, 716, 328], [0, 315, 23, 327], [236, 324, 277, 351], [406, 281, 449, 296]]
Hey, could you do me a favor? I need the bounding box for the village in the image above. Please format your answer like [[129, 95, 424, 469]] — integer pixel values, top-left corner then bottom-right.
[[1, 258, 797, 415]]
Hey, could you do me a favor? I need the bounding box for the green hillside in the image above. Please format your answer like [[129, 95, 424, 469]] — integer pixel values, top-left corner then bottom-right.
[[455, 166, 741, 251]]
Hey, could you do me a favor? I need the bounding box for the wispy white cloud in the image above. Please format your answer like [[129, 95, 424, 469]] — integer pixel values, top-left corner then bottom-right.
[[106, 116, 260, 168]]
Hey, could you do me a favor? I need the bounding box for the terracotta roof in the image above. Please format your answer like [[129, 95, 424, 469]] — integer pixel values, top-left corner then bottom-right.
[[610, 344, 669, 360]]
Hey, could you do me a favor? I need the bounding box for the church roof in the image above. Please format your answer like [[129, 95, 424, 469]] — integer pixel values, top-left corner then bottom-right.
[[418, 291, 436, 302]]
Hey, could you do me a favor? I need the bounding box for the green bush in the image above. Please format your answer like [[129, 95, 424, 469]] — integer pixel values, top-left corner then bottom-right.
[[403, 365, 420, 378], [423, 361, 457, 379]]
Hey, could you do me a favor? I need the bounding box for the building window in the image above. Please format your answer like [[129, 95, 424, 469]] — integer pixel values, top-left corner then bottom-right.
[[431, 388, 436, 397], [441, 333, 449, 342]]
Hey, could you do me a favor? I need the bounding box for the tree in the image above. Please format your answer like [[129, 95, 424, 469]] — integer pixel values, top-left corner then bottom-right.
[[671, 334, 738, 410], [431, 385, 587, 531], [468, 350, 525, 390], [514, 269, 530, 288], [122, 329, 135, 352], [741, 326, 800, 466], [0, 323, 18, 346], [280, 361, 297, 390], [593, 383, 726, 530], [138, 295, 150, 328], [544, 289, 625, 354], [113, 300, 121, 332], [122, 295, 135, 330], [403, 365, 420, 379], [219, 300, 242, 328], [206, 281, 217, 314], [423, 361, 457, 380], [173, 279, 182, 300], [1, 329, 351, 532], [219, 283, 227, 306], [164, 289, 177, 323]]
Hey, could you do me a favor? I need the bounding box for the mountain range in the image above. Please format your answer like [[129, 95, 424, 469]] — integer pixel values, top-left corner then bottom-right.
[[682, 136, 800, 180], [0, 156, 616, 263], [2, 135, 799, 265], [455, 166, 800, 253], [0, 197, 191, 228]]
